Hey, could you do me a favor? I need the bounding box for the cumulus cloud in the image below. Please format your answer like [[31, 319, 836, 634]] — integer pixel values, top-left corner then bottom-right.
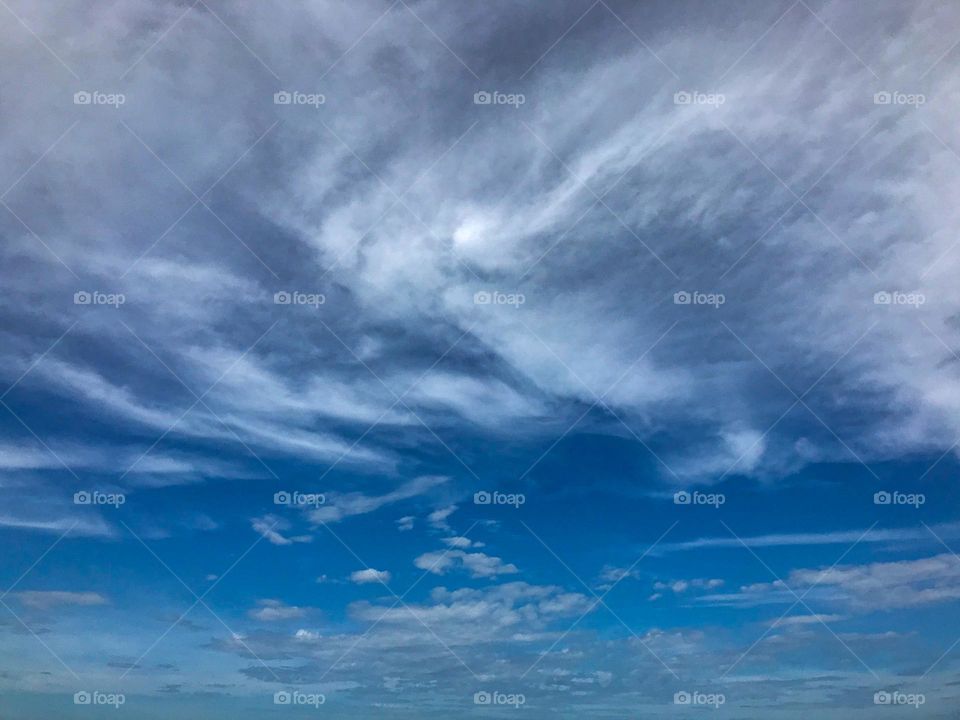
[[350, 568, 392, 585]]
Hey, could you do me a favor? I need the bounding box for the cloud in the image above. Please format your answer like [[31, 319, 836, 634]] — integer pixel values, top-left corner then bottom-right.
[[702, 554, 960, 611], [248, 599, 307, 622], [774, 614, 845, 628], [251, 515, 311, 546], [310, 476, 448, 524], [0, 513, 114, 538], [427, 505, 457, 530], [350, 568, 392, 585], [1, 0, 958, 520], [3, 0, 960, 712], [442, 536, 481, 549], [653, 578, 724, 594], [414, 549, 518, 578], [13, 591, 108, 610], [654, 523, 960, 554], [396, 516, 415, 532]]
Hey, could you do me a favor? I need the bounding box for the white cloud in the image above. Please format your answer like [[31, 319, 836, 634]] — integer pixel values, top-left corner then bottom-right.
[[14, 591, 108, 610], [248, 599, 306, 621], [655, 523, 960, 554], [310, 476, 448, 524], [350, 568, 392, 585], [653, 578, 724, 594], [441, 536, 476, 549], [774, 614, 845, 628], [414, 549, 518, 578], [251, 515, 311, 546], [702, 554, 960, 611], [427, 505, 457, 530]]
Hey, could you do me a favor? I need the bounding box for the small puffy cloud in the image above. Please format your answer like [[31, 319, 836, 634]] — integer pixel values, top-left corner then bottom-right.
[[396, 516, 415, 532], [350, 568, 392, 585], [251, 515, 311, 546], [247, 599, 306, 621]]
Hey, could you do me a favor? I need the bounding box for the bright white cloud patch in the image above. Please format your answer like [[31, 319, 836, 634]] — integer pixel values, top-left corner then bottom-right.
[[350, 568, 392, 585]]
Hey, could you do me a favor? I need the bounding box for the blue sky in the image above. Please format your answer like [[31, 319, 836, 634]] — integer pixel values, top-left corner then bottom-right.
[[2, 0, 960, 717]]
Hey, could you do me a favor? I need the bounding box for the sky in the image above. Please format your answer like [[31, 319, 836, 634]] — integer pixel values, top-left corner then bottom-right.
[[1, 0, 960, 717]]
